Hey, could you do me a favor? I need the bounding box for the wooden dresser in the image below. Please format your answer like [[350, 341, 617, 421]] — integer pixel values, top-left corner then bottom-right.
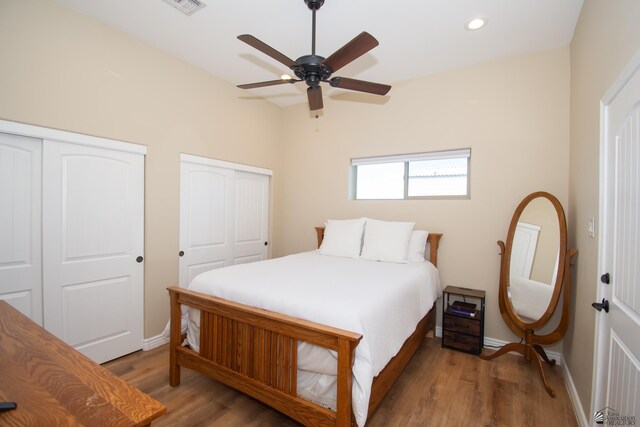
[[0, 301, 166, 426]]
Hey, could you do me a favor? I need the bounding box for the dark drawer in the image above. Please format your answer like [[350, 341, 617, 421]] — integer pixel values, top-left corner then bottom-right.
[[443, 313, 480, 336], [442, 330, 480, 354]]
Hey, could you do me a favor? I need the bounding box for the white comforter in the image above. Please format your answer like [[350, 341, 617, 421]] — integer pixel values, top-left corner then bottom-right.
[[186, 250, 441, 426], [509, 276, 553, 321]]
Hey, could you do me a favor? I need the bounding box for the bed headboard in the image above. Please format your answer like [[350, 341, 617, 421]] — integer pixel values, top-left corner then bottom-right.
[[314, 226, 443, 268]]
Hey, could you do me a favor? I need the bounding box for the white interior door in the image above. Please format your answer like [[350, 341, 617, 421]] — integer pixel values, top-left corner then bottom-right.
[[511, 222, 540, 279], [179, 160, 234, 287], [233, 171, 269, 265], [43, 140, 144, 364], [0, 133, 42, 324], [179, 156, 270, 287], [593, 50, 640, 423]]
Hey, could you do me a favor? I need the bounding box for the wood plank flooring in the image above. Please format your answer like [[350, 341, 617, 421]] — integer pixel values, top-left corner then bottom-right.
[[104, 338, 578, 426]]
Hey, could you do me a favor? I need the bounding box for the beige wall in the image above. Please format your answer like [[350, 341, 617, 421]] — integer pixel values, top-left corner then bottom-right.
[[567, 0, 640, 419], [0, 0, 284, 337], [278, 48, 571, 348]]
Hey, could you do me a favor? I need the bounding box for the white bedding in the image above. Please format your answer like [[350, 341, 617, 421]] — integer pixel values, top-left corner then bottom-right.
[[186, 250, 441, 427], [509, 276, 553, 320]]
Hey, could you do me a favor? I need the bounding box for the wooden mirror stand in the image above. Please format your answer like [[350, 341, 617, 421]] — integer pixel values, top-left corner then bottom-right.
[[480, 192, 577, 397]]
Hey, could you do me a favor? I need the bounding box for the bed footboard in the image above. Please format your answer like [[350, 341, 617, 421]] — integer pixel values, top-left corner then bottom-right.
[[168, 286, 362, 427]]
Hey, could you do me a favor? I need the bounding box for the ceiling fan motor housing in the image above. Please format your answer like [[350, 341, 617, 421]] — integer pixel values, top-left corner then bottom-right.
[[294, 54, 332, 88]]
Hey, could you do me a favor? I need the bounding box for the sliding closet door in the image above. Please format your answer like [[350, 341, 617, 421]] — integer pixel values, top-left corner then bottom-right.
[[0, 133, 42, 324], [179, 156, 270, 287], [179, 160, 234, 287], [43, 140, 144, 364], [233, 171, 269, 265]]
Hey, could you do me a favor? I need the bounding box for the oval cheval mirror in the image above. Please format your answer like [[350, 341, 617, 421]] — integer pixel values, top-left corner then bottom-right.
[[480, 191, 577, 397]]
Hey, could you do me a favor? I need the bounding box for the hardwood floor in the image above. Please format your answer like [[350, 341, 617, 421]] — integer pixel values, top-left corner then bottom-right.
[[104, 338, 578, 426]]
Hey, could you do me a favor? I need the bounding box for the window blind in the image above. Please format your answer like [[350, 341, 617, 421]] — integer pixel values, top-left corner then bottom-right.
[[351, 148, 471, 166]]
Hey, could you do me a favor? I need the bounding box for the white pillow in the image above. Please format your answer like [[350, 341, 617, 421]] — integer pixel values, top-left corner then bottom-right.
[[407, 230, 429, 262], [361, 219, 415, 263], [319, 218, 366, 258]]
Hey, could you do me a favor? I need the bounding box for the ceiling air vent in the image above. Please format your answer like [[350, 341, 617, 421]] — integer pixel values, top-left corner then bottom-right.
[[161, 0, 206, 16]]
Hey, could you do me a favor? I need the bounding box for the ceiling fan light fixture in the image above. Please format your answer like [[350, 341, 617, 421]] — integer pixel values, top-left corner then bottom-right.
[[280, 74, 292, 80], [465, 17, 487, 31]]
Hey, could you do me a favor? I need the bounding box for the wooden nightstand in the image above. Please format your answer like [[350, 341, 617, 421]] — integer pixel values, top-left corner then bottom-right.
[[441, 285, 486, 355]]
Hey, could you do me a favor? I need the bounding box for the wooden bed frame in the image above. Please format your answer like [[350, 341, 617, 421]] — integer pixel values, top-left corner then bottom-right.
[[168, 229, 442, 426]]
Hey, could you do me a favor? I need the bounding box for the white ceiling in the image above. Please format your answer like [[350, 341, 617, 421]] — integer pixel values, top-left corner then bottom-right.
[[53, 0, 583, 108]]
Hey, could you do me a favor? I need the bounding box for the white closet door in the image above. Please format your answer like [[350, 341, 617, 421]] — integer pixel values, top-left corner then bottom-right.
[[42, 140, 144, 364], [511, 222, 541, 279], [179, 157, 270, 287], [179, 161, 234, 287], [0, 133, 42, 324], [233, 171, 269, 265]]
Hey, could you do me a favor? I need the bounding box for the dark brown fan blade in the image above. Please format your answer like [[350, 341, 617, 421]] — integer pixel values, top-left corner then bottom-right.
[[307, 86, 323, 111], [329, 77, 391, 96], [237, 79, 299, 90], [322, 32, 379, 73], [238, 34, 297, 68]]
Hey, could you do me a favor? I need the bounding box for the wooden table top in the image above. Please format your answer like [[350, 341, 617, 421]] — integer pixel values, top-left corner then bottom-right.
[[0, 301, 166, 426], [443, 285, 486, 299]]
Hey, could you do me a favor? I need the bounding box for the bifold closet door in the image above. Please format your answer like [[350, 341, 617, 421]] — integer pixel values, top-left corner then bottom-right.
[[179, 159, 269, 287], [43, 140, 144, 364], [0, 132, 42, 324]]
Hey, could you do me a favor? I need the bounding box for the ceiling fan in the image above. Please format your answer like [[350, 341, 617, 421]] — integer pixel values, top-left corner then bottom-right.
[[237, 0, 391, 112]]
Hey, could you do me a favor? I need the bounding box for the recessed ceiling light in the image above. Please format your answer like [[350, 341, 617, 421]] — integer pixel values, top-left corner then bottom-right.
[[465, 17, 487, 31], [281, 74, 292, 80]]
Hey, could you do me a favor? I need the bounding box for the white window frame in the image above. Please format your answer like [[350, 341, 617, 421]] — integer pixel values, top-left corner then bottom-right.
[[350, 148, 471, 200]]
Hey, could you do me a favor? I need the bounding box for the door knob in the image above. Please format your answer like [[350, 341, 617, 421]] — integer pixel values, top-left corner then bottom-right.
[[179, 251, 184, 257], [136, 256, 144, 263], [601, 273, 610, 284], [592, 299, 609, 313]]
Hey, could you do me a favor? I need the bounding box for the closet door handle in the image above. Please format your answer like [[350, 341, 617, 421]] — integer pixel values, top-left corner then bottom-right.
[[136, 256, 144, 263], [179, 251, 184, 257]]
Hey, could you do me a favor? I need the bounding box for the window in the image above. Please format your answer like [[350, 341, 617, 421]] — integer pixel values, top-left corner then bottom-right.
[[351, 148, 470, 200]]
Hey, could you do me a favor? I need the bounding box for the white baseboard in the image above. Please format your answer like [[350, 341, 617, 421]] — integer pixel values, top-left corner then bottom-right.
[[142, 334, 169, 351], [561, 362, 589, 427], [484, 336, 563, 365]]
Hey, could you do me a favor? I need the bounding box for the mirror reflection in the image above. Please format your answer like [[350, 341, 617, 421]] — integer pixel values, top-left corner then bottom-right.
[[508, 197, 560, 322]]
